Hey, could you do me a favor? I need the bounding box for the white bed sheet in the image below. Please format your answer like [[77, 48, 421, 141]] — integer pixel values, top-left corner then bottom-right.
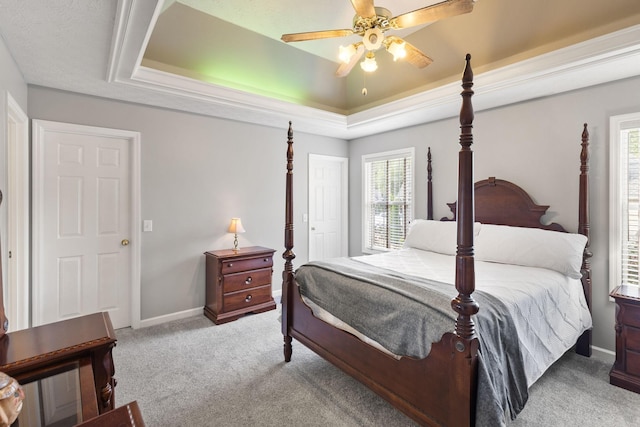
[[301, 247, 592, 387]]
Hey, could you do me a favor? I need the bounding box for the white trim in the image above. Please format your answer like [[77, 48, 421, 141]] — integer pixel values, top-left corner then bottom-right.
[[31, 120, 142, 328], [609, 112, 640, 292], [5, 92, 29, 331], [591, 345, 615, 364], [105, 0, 133, 83], [136, 307, 201, 329]]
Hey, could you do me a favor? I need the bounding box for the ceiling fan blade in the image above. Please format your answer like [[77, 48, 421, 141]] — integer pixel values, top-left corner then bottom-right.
[[281, 29, 354, 43], [335, 44, 365, 77], [385, 36, 433, 68], [391, 0, 475, 29], [403, 41, 434, 69], [350, 0, 376, 18]]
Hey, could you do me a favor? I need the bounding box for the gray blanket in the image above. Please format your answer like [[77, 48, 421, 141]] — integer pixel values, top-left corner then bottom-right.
[[295, 258, 528, 426]]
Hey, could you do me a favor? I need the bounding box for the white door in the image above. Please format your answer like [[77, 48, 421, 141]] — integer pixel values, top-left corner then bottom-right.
[[308, 154, 348, 261], [32, 120, 140, 329]]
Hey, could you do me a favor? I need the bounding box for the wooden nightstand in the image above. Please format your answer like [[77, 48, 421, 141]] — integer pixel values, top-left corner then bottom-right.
[[204, 246, 276, 324], [610, 284, 640, 394]]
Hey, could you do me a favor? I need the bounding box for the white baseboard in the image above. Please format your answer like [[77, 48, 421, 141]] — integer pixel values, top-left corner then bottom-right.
[[590, 345, 615, 363], [133, 293, 284, 329], [136, 307, 202, 329]]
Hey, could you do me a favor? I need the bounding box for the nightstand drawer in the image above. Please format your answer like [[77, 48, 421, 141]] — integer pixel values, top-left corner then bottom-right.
[[223, 268, 272, 293], [221, 256, 273, 274], [623, 305, 640, 329], [223, 285, 272, 312], [627, 326, 640, 352]]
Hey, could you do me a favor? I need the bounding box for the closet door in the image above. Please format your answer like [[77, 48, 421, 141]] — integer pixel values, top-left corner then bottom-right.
[[32, 120, 140, 329]]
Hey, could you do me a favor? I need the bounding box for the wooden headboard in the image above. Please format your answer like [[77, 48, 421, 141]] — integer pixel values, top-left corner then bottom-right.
[[442, 177, 566, 231]]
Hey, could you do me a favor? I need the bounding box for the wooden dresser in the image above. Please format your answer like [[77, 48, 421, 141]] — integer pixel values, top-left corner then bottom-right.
[[204, 246, 276, 324], [610, 284, 640, 394]]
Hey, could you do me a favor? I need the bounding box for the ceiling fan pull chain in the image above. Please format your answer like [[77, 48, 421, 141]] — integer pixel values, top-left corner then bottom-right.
[[362, 71, 368, 96]]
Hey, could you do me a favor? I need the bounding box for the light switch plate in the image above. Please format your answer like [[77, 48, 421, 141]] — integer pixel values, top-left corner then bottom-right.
[[143, 220, 153, 232]]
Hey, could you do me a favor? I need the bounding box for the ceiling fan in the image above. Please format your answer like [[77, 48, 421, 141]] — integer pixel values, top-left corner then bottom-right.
[[281, 0, 475, 77]]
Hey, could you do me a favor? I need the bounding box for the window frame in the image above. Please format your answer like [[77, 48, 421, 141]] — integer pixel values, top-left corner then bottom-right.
[[609, 112, 640, 291], [361, 147, 415, 254]]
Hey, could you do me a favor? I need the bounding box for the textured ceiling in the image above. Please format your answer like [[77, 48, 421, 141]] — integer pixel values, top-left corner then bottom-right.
[[0, 0, 639, 138]]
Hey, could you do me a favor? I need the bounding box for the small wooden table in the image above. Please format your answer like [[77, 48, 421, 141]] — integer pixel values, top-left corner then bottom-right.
[[610, 285, 640, 394], [0, 312, 117, 418]]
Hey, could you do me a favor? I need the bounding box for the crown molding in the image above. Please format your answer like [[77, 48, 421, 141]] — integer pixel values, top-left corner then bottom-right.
[[109, 0, 640, 140]]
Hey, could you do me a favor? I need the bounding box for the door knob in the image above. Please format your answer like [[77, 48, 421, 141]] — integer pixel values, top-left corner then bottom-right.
[[121, 239, 130, 246]]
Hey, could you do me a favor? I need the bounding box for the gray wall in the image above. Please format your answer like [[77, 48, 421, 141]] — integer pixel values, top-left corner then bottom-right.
[[0, 35, 27, 300], [348, 74, 640, 353], [27, 86, 348, 320]]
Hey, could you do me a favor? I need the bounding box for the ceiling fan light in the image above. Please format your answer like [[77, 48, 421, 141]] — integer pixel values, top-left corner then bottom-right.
[[338, 44, 357, 64], [387, 40, 407, 61], [360, 52, 378, 73]]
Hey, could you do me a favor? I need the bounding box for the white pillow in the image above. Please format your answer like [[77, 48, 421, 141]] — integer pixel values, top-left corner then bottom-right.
[[474, 223, 587, 279], [403, 219, 481, 256]]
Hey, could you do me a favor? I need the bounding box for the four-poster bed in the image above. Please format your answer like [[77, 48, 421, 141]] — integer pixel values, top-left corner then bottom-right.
[[280, 55, 592, 426]]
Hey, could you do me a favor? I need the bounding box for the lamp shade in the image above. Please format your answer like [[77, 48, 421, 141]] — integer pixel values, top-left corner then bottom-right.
[[227, 218, 246, 234]]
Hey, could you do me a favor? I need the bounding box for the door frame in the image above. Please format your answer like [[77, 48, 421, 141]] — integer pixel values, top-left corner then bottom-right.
[[6, 92, 29, 331], [31, 120, 141, 328], [308, 154, 348, 260]]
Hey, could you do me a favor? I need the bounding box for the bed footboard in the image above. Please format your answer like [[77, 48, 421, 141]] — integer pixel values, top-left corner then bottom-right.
[[287, 282, 476, 426]]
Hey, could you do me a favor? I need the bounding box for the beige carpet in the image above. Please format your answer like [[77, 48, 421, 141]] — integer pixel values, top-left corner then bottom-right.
[[113, 309, 640, 426]]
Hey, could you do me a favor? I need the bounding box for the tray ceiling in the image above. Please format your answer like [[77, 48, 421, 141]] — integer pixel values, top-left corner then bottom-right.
[[0, 0, 639, 138]]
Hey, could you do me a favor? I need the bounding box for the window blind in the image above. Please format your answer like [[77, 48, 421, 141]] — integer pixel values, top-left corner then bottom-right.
[[363, 149, 414, 252], [621, 125, 640, 286]]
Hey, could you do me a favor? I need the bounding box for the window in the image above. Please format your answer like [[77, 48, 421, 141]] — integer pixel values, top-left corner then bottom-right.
[[610, 113, 640, 290], [362, 148, 414, 252]]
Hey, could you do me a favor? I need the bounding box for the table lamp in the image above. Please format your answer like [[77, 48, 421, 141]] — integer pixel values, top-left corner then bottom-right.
[[227, 218, 245, 252]]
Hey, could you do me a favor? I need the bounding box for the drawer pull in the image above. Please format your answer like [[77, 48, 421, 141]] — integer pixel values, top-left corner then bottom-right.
[[245, 276, 252, 285], [245, 295, 252, 303], [227, 263, 233, 268]]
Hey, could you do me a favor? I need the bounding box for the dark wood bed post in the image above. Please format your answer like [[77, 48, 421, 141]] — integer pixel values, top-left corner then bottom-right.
[[576, 123, 592, 357], [450, 54, 480, 424], [427, 147, 433, 220], [282, 121, 295, 362], [453, 54, 479, 339]]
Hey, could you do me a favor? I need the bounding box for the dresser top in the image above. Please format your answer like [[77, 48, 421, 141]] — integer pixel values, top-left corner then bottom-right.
[[0, 312, 116, 372], [204, 246, 275, 259], [611, 284, 640, 301]]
